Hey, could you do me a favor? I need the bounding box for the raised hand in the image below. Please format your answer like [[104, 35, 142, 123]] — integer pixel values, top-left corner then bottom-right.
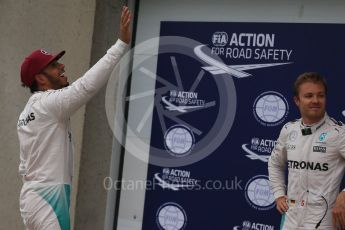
[[119, 6, 131, 44]]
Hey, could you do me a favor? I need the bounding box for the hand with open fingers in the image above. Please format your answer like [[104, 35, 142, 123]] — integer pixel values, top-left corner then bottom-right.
[[276, 195, 289, 214], [119, 6, 131, 44], [333, 191, 345, 229]]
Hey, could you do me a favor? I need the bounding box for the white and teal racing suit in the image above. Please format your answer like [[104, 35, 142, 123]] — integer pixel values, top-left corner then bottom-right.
[[17, 39, 127, 230], [268, 114, 345, 230]]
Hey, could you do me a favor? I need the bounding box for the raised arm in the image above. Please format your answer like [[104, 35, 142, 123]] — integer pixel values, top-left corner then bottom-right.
[[42, 6, 132, 119]]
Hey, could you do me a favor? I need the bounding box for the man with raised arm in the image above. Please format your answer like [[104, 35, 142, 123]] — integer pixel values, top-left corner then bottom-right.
[[17, 6, 131, 230]]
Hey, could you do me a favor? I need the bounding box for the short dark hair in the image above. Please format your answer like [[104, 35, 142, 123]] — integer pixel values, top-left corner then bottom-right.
[[21, 80, 39, 94], [293, 72, 327, 96]]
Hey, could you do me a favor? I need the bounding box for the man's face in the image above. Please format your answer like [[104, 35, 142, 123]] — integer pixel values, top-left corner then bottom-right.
[[41, 60, 69, 89], [294, 81, 326, 125]]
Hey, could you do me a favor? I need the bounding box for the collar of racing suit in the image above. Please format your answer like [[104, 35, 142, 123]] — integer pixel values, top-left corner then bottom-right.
[[300, 113, 327, 135]]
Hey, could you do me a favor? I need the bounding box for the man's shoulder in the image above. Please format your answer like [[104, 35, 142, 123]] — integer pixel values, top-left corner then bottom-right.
[[25, 92, 41, 104], [326, 116, 345, 135], [28, 89, 67, 102], [282, 119, 300, 130], [26, 91, 60, 113], [327, 116, 344, 127]]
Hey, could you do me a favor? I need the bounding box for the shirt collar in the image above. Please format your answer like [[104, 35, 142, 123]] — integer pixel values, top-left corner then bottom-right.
[[300, 113, 327, 135]]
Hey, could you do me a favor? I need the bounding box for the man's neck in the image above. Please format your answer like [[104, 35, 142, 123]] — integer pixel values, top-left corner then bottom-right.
[[301, 114, 325, 126]]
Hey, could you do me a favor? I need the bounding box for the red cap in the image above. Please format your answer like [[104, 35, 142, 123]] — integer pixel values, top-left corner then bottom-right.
[[20, 49, 65, 87]]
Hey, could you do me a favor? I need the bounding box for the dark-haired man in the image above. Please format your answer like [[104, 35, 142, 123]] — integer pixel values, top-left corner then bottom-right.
[[269, 72, 345, 229], [17, 6, 131, 230]]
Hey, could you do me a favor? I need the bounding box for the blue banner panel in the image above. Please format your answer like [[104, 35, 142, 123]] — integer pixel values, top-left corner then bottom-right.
[[141, 22, 345, 230]]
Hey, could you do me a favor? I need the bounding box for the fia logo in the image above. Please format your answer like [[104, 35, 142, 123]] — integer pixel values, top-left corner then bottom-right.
[[212, 31, 228, 46], [251, 138, 260, 146], [156, 202, 187, 230], [164, 125, 195, 157], [253, 91, 289, 127]]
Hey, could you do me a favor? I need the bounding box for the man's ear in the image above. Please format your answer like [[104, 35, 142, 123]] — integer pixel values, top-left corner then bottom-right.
[[293, 96, 299, 107], [34, 74, 46, 85]]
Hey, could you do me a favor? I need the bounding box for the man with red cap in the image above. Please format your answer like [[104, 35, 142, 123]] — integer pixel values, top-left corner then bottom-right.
[[17, 6, 131, 230]]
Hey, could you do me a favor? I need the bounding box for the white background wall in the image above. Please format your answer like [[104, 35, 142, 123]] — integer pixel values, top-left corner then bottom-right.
[[116, 0, 345, 229]]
